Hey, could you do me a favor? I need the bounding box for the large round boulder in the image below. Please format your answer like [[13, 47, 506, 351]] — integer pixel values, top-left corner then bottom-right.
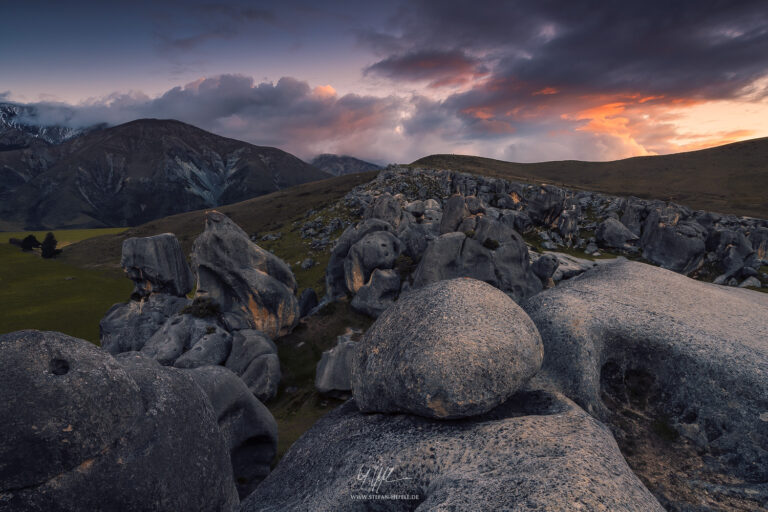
[[0, 330, 239, 511], [351, 278, 543, 419]]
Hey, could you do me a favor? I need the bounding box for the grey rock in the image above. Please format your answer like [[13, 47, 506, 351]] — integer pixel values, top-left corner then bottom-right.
[[501, 210, 533, 234], [413, 218, 542, 303], [556, 207, 580, 241], [350, 268, 401, 317], [300, 257, 315, 270], [404, 199, 425, 217], [0, 330, 238, 511], [315, 336, 358, 396], [749, 227, 768, 261], [240, 353, 281, 403], [707, 229, 754, 277], [640, 207, 706, 274], [192, 210, 299, 338], [585, 242, 599, 254], [298, 288, 318, 317], [531, 253, 559, 284], [343, 231, 402, 293], [141, 314, 226, 366], [524, 185, 566, 226], [439, 194, 470, 234], [524, 260, 768, 484], [596, 217, 639, 249], [186, 365, 278, 499], [121, 233, 194, 299], [240, 392, 663, 511], [173, 327, 232, 369], [99, 294, 189, 354], [352, 278, 543, 419], [225, 330, 280, 402], [398, 223, 431, 261], [363, 192, 402, 227], [464, 195, 485, 214], [325, 219, 393, 299], [739, 276, 762, 288]]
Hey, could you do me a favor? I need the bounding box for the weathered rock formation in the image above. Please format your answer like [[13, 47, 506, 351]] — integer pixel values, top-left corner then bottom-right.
[[525, 260, 768, 506], [0, 330, 279, 511], [315, 329, 359, 396], [192, 211, 299, 337], [100, 212, 299, 402], [352, 278, 543, 419]]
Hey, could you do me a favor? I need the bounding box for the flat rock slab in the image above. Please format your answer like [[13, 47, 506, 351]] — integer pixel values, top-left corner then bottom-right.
[[240, 390, 663, 511], [352, 278, 543, 419]]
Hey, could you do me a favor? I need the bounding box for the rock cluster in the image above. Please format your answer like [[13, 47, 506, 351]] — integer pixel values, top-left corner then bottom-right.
[[326, 184, 545, 317], [332, 167, 767, 301], [0, 330, 277, 510], [525, 259, 768, 506], [100, 210, 298, 402], [243, 277, 664, 510]]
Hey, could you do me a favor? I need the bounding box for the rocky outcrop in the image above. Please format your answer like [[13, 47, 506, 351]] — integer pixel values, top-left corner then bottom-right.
[[640, 206, 707, 274], [121, 233, 194, 299], [325, 219, 393, 299], [352, 279, 543, 419], [0, 330, 248, 511], [596, 217, 639, 249], [192, 211, 299, 338], [524, 260, 768, 500], [240, 392, 663, 511], [412, 218, 542, 303], [343, 231, 402, 294], [101, 216, 292, 403]]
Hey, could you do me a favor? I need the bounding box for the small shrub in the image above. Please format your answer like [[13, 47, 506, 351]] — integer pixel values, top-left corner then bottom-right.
[[483, 238, 500, 250], [205, 326, 216, 335], [41, 232, 62, 259], [463, 230, 476, 238], [21, 234, 41, 252], [652, 418, 680, 442], [180, 297, 221, 318]]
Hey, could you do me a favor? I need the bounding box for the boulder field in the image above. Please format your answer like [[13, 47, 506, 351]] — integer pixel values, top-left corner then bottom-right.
[[3, 166, 768, 510]]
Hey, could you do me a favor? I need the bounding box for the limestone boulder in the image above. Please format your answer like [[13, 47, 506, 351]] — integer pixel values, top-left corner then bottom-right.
[[352, 278, 543, 419]]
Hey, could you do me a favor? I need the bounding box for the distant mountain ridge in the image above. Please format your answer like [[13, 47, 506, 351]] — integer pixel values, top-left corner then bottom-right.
[[310, 154, 380, 176], [0, 118, 330, 230], [0, 102, 103, 150]]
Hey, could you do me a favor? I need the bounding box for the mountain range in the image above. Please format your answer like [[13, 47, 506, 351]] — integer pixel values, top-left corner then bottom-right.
[[310, 154, 380, 176], [0, 117, 329, 230]]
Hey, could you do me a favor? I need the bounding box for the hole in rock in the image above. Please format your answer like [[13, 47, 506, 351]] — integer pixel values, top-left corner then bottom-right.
[[49, 358, 70, 376]]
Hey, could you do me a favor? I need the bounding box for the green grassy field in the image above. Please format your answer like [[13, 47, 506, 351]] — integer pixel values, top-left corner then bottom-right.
[[0, 228, 132, 343]]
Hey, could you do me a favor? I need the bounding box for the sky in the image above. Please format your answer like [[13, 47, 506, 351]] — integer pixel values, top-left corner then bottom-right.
[[1, 0, 767, 164]]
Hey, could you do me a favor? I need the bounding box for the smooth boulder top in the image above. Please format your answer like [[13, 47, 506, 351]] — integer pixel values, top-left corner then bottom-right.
[[240, 391, 663, 511], [352, 278, 543, 419], [524, 259, 768, 482]]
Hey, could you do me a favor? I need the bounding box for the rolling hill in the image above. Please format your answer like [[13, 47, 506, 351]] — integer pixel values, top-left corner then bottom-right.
[[0, 118, 330, 230], [310, 154, 381, 176], [413, 137, 768, 219]]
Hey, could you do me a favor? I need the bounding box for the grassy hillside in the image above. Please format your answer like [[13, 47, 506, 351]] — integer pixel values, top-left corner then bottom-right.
[[0, 228, 131, 342], [61, 171, 378, 272], [413, 137, 768, 219]]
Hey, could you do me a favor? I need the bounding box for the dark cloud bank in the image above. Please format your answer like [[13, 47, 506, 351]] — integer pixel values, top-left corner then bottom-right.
[[7, 0, 768, 162]]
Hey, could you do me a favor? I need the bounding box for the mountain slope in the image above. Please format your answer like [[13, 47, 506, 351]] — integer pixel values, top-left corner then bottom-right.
[[0, 119, 329, 229], [413, 137, 768, 219], [0, 102, 98, 149], [310, 154, 380, 176]]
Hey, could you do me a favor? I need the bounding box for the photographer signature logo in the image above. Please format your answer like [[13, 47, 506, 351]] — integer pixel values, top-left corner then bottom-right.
[[350, 464, 420, 502]]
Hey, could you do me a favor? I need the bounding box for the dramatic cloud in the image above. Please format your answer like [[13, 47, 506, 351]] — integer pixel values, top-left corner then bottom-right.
[[365, 50, 487, 88], [359, 0, 768, 159], [10, 75, 406, 162]]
